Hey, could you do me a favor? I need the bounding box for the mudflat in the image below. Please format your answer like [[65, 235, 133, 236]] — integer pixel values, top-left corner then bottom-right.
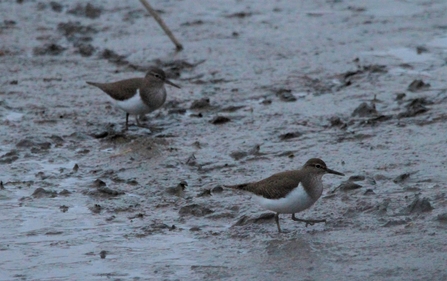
[[1, 1, 447, 280]]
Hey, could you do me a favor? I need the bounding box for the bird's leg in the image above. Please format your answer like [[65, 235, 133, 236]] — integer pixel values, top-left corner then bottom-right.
[[124, 113, 129, 131], [275, 213, 282, 233], [291, 213, 326, 227]]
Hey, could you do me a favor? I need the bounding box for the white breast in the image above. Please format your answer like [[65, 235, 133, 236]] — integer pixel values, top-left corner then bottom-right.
[[255, 183, 317, 214], [112, 89, 152, 115]]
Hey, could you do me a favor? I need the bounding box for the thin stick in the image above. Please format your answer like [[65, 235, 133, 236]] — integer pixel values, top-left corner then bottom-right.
[[139, 0, 183, 51]]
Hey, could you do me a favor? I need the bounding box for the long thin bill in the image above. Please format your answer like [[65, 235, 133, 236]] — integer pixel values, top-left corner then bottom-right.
[[165, 79, 181, 89], [326, 168, 345, 176]]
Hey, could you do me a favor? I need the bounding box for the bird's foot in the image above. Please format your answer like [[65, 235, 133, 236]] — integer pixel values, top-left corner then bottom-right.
[[291, 214, 326, 227], [134, 116, 154, 132]]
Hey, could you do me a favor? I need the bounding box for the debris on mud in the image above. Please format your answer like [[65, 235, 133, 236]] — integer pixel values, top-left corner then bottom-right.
[[196, 186, 223, 197], [331, 181, 362, 192], [361, 114, 392, 126], [0, 150, 19, 164], [382, 218, 411, 227], [220, 105, 245, 112], [92, 131, 109, 139], [152, 59, 205, 77], [88, 204, 102, 214], [397, 98, 431, 118], [197, 189, 212, 197], [408, 79, 430, 92], [59, 205, 69, 212], [128, 213, 144, 220], [363, 189, 375, 195], [337, 64, 387, 87], [225, 11, 254, 18], [99, 49, 128, 65], [233, 212, 275, 226], [67, 3, 102, 19], [33, 43, 66, 56], [95, 186, 125, 197], [179, 204, 214, 217], [212, 185, 223, 193], [136, 223, 176, 237], [99, 250, 107, 259], [190, 98, 211, 109], [393, 173, 412, 183], [349, 175, 366, 181], [166, 180, 187, 197], [50, 2, 63, 12], [185, 153, 197, 166], [372, 199, 390, 216], [32, 188, 57, 198], [19, 139, 51, 153], [275, 88, 297, 102], [230, 144, 260, 160], [436, 213, 447, 222], [400, 196, 433, 215], [166, 101, 187, 115], [75, 43, 95, 57], [351, 102, 378, 117], [85, 180, 125, 197], [92, 179, 106, 187], [210, 115, 230, 124], [57, 21, 97, 42], [279, 132, 302, 140], [395, 93, 406, 101], [180, 20, 205, 27], [189, 226, 201, 231], [59, 189, 71, 196], [328, 116, 347, 128]]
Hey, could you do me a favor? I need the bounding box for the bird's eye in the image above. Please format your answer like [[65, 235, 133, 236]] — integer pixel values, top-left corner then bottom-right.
[[154, 74, 161, 79], [315, 164, 323, 169]]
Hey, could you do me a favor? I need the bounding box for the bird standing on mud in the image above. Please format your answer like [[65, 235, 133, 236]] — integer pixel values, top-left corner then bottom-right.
[[226, 158, 344, 232], [86, 66, 180, 131]]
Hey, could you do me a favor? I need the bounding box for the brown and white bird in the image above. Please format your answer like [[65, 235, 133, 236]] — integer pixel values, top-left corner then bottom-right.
[[86, 66, 180, 130], [227, 158, 344, 232]]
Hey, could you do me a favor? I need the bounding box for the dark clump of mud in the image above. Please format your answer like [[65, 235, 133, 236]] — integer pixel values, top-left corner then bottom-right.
[[67, 3, 102, 19]]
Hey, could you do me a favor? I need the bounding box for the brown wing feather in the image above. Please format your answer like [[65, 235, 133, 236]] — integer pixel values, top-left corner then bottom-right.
[[227, 170, 301, 200], [86, 78, 143, 101]]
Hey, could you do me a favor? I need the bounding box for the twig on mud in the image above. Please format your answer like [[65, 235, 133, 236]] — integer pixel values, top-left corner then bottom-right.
[[139, 0, 183, 51]]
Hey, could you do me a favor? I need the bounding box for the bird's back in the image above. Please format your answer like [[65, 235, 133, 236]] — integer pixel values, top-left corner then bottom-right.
[[86, 78, 143, 101], [227, 170, 302, 200]]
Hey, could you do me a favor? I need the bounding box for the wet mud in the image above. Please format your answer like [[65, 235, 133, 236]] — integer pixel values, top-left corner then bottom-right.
[[1, 0, 447, 280]]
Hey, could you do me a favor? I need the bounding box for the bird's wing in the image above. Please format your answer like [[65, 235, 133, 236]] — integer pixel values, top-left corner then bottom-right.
[[227, 171, 300, 200], [87, 78, 143, 101]]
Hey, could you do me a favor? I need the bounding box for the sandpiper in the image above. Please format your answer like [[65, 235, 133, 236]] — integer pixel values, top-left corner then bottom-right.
[[227, 158, 344, 233], [86, 66, 180, 130]]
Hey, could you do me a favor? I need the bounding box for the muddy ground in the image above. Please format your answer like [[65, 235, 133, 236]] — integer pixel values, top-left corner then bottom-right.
[[1, 0, 447, 280]]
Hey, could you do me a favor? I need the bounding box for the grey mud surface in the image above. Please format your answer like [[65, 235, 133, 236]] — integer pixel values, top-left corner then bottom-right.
[[1, 0, 447, 280]]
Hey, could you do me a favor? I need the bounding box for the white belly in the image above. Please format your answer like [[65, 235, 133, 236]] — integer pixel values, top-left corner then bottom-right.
[[255, 183, 317, 214], [111, 90, 152, 115]]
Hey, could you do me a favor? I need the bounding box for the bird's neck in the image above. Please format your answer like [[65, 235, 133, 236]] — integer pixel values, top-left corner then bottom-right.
[[301, 174, 324, 200]]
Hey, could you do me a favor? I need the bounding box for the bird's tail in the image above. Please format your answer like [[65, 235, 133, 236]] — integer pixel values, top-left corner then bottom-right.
[[86, 81, 100, 87]]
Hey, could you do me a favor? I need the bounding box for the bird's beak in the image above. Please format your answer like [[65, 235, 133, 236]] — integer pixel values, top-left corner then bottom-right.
[[326, 168, 345, 176], [165, 79, 181, 89]]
